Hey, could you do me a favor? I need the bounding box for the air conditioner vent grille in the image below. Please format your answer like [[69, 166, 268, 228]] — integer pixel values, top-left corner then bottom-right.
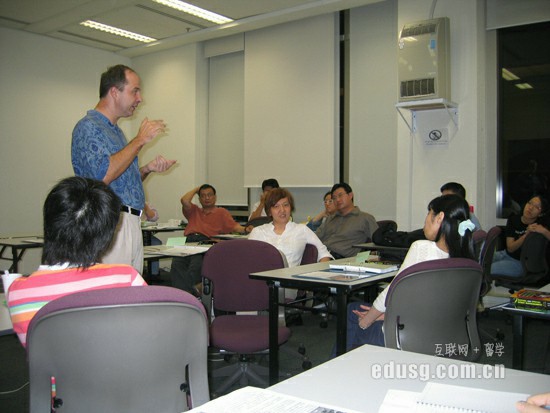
[[401, 23, 437, 38], [400, 78, 435, 98]]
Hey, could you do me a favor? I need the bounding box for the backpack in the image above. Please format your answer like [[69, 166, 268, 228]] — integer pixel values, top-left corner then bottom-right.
[[372, 221, 426, 248]]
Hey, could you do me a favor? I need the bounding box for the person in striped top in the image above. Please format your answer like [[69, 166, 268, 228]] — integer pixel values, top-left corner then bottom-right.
[[7, 177, 147, 347]]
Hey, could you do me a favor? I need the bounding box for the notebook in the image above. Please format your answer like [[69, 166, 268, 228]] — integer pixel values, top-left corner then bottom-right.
[[293, 269, 380, 282], [329, 262, 398, 274], [378, 382, 530, 413]]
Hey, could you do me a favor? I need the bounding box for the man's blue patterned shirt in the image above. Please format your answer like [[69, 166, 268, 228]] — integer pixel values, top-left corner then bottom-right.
[[71, 110, 144, 210]]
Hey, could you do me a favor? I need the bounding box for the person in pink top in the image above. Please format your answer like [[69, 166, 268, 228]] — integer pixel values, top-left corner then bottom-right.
[[7, 176, 147, 347]]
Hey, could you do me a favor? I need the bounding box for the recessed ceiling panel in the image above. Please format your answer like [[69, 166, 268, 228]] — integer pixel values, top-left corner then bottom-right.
[[0, 0, 91, 23], [188, 0, 319, 20], [91, 5, 204, 39]]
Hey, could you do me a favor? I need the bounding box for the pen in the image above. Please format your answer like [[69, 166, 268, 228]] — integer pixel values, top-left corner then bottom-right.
[[51, 376, 56, 411]]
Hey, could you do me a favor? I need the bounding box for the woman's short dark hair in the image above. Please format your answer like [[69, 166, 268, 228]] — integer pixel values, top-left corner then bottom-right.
[[428, 194, 474, 259], [41, 177, 122, 269], [264, 188, 295, 215], [99, 64, 134, 98]]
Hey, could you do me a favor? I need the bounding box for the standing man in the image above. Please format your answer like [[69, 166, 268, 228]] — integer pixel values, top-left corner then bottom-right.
[[316, 183, 378, 258], [170, 184, 248, 295], [72, 64, 176, 273]]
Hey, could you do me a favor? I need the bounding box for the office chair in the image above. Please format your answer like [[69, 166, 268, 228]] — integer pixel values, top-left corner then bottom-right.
[[472, 229, 487, 262], [245, 216, 272, 228], [476, 226, 506, 342], [492, 233, 550, 292], [384, 258, 483, 361], [202, 239, 301, 394], [478, 226, 501, 299], [27, 286, 210, 413]]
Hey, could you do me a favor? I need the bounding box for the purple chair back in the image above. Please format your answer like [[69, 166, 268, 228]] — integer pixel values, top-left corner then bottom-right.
[[384, 258, 483, 361], [478, 226, 501, 296], [472, 229, 487, 261], [201, 239, 286, 312], [27, 286, 209, 413], [300, 244, 318, 265]]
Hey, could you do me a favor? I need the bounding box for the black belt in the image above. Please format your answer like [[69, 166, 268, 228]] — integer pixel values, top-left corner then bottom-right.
[[121, 205, 142, 217]]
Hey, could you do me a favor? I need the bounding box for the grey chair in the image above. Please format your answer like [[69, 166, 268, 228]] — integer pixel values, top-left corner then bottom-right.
[[27, 286, 209, 413], [384, 258, 483, 361], [492, 232, 550, 292]]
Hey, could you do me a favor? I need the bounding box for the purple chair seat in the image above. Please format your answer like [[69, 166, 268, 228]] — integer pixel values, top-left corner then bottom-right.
[[210, 315, 291, 353]]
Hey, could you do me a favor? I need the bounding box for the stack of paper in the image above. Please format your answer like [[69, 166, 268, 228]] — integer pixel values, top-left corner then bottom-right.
[[378, 382, 529, 413], [330, 262, 398, 274]]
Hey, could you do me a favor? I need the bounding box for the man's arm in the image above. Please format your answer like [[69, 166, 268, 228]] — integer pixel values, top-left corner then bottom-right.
[[103, 118, 166, 184], [181, 187, 200, 217], [249, 193, 267, 220], [140, 155, 176, 181]]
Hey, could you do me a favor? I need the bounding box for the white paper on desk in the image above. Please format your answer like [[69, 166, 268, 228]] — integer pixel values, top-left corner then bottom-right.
[[378, 389, 420, 413], [187, 386, 363, 413], [378, 383, 529, 413], [293, 270, 377, 282], [329, 263, 398, 274], [158, 246, 209, 256]]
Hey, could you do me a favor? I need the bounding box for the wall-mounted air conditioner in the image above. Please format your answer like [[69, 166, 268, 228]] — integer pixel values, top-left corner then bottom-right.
[[398, 17, 450, 102]]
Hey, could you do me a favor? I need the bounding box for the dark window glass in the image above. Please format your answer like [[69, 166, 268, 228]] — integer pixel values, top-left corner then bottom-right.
[[497, 21, 550, 218]]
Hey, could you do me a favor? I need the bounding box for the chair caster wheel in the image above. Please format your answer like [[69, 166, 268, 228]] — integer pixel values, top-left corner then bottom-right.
[[302, 359, 312, 370], [298, 344, 306, 355]]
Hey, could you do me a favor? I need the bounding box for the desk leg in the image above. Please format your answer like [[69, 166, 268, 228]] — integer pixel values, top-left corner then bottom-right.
[[335, 289, 347, 356], [11, 247, 18, 273], [512, 313, 524, 370], [268, 282, 279, 385], [142, 231, 152, 246]]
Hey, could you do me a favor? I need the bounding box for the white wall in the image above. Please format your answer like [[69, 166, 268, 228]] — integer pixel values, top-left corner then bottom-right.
[[0, 27, 131, 273], [131, 44, 206, 221], [349, 0, 398, 222], [393, 0, 485, 230]]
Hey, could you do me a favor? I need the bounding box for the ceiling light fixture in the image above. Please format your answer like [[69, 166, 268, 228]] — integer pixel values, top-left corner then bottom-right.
[[80, 20, 157, 43], [152, 0, 233, 24], [515, 83, 533, 90], [502, 67, 520, 81]]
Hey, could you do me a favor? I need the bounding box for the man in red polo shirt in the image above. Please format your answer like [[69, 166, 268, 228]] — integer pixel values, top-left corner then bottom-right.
[[170, 184, 247, 295]]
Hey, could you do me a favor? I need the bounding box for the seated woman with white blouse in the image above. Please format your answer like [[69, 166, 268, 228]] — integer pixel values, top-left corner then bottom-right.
[[248, 188, 332, 267]]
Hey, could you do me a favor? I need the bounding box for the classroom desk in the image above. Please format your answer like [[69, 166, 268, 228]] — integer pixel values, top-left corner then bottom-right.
[[0, 236, 43, 273], [269, 344, 550, 412], [141, 224, 184, 246], [211, 233, 249, 240], [142, 244, 211, 282], [500, 283, 550, 370], [250, 259, 397, 385], [353, 242, 409, 252]]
